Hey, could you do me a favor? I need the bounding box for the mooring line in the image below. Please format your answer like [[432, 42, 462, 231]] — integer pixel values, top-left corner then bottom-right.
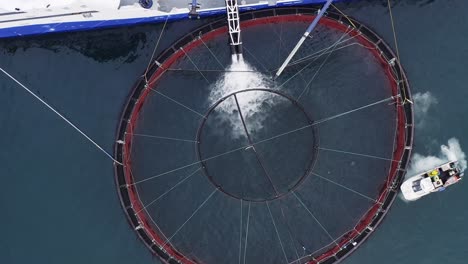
[[0, 66, 122, 165]]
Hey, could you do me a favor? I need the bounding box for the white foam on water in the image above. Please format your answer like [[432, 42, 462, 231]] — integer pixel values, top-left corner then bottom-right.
[[413, 91, 438, 128], [407, 138, 466, 178], [209, 55, 275, 138]]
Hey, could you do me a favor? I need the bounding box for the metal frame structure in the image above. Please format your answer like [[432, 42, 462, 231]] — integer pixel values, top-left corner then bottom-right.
[[114, 7, 414, 264], [225, 0, 243, 56]]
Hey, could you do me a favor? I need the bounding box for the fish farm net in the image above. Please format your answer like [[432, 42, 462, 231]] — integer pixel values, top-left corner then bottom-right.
[[115, 8, 414, 264]]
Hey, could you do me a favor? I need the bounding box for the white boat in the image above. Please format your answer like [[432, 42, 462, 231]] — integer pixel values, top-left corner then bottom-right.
[[0, 0, 330, 39], [400, 161, 464, 201]]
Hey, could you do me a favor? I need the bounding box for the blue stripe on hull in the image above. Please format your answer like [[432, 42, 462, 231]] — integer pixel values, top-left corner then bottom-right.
[[0, 0, 342, 39]]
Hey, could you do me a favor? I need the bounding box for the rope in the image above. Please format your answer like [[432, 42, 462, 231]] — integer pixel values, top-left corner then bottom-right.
[[199, 36, 225, 69], [0, 66, 122, 165], [288, 38, 375, 69], [386, 0, 410, 103], [144, 15, 170, 83], [180, 47, 210, 83], [332, 4, 357, 28], [276, 28, 350, 90], [131, 144, 247, 185], [286, 34, 360, 68], [149, 88, 206, 119], [267, 202, 289, 264], [243, 202, 251, 264], [296, 27, 352, 101], [278, 200, 301, 263], [234, 94, 279, 196], [238, 199, 243, 264], [318, 147, 400, 162], [253, 96, 397, 147], [243, 46, 270, 73], [126, 132, 198, 143], [311, 172, 381, 204], [387, 0, 401, 63], [135, 167, 202, 214], [312, 96, 397, 125], [162, 188, 217, 248], [292, 192, 338, 245], [165, 68, 266, 73]]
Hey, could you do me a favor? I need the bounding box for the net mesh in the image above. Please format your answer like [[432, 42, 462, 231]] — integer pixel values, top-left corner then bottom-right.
[[125, 14, 402, 264]]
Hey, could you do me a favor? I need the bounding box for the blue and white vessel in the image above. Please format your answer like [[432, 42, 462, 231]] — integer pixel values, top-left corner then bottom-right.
[[0, 0, 330, 38]]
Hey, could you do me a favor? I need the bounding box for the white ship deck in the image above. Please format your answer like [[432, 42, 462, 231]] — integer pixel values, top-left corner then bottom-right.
[[0, 0, 325, 38]]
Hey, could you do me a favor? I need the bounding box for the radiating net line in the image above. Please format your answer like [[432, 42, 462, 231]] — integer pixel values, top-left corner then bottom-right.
[[275, 26, 351, 89], [243, 202, 251, 264], [267, 201, 289, 264], [144, 15, 170, 83], [292, 191, 338, 246], [149, 88, 206, 118], [132, 95, 397, 185], [296, 27, 353, 101], [162, 188, 217, 248], [318, 146, 399, 162], [199, 36, 225, 69], [238, 199, 243, 264], [135, 167, 202, 214], [0, 66, 121, 165], [126, 132, 198, 143], [311, 172, 381, 204], [180, 47, 210, 83]]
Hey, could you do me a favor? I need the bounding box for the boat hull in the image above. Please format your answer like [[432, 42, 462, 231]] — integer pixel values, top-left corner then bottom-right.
[[0, 0, 338, 39]]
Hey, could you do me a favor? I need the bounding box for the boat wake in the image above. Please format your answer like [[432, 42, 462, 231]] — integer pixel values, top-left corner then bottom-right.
[[408, 138, 466, 177]]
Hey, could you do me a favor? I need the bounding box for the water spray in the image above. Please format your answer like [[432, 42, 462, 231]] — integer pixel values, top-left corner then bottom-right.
[[225, 0, 243, 62]]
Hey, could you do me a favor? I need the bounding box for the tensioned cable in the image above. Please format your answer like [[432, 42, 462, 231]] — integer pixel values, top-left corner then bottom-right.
[[0, 66, 122, 165], [279, 32, 363, 69], [126, 133, 198, 143], [165, 68, 265, 73], [332, 4, 357, 28], [132, 95, 397, 185], [386, 0, 411, 103], [253, 96, 397, 147], [199, 36, 225, 69], [243, 202, 251, 264], [243, 46, 270, 73], [278, 202, 301, 264], [149, 88, 206, 118], [130, 144, 248, 185], [267, 202, 289, 264], [318, 147, 400, 162], [144, 15, 170, 82], [180, 47, 210, 83], [234, 94, 279, 196], [162, 188, 217, 248], [238, 199, 243, 264], [268, 22, 309, 86], [135, 167, 202, 214], [275, 27, 351, 89], [311, 172, 381, 204], [296, 27, 352, 101], [292, 192, 338, 246]]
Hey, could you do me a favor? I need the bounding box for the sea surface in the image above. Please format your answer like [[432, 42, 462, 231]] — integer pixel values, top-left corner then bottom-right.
[[0, 0, 467, 263]]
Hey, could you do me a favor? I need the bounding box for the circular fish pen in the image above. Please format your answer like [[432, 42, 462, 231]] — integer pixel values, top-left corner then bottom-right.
[[114, 7, 414, 264]]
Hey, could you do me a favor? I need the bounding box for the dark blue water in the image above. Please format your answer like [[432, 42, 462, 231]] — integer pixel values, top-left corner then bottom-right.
[[0, 1, 467, 263]]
